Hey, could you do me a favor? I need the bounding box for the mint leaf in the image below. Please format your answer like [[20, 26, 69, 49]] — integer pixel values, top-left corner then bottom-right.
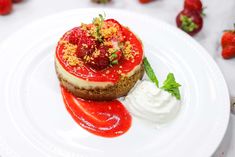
[[161, 73, 181, 100], [143, 57, 159, 87]]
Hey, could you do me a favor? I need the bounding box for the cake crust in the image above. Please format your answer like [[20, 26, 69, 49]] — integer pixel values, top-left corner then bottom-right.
[[56, 63, 144, 101]]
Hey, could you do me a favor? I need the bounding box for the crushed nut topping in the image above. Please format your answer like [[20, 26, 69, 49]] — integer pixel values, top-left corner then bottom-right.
[[62, 41, 83, 66]]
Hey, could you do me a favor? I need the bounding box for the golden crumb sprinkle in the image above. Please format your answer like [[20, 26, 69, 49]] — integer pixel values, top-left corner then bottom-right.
[[117, 70, 122, 74], [103, 41, 113, 46], [92, 48, 101, 58], [100, 26, 118, 39], [108, 48, 115, 54], [88, 15, 120, 42], [90, 26, 99, 40], [59, 40, 67, 45], [93, 17, 102, 26], [123, 41, 133, 60], [62, 41, 82, 66], [82, 43, 88, 48], [106, 70, 110, 74], [83, 55, 92, 62], [81, 23, 88, 31]]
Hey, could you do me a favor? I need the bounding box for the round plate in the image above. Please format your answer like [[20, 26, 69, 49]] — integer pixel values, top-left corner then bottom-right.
[[0, 9, 230, 157]]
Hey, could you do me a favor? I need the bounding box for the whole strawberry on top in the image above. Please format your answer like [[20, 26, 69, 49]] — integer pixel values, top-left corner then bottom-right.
[[0, 0, 12, 15], [176, 0, 204, 36], [221, 24, 235, 59]]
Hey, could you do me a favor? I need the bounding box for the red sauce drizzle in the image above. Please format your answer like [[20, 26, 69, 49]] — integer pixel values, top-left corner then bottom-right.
[[61, 87, 132, 138]]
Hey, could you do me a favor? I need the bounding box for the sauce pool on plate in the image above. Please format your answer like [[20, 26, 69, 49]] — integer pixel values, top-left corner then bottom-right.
[[61, 87, 132, 138]]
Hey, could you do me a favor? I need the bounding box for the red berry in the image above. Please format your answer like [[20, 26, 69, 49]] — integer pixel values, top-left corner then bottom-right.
[[68, 28, 98, 58], [77, 36, 97, 58], [139, 0, 154, 4], [91, 0, 111, 4], [0, 0, 12, 15], [68, 28, 81, 45], [222, 45, 235, 59], [184, 0, 203, 13], [12, 0, 23, 3], [221, 24, 235, 59], [88, 45, 110, 70], [221, 31, 235, 48], [176, 9, 203, 36]]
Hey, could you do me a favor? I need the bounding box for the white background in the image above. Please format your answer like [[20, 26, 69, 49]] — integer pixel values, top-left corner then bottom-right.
[[0, 0, 234, 156]]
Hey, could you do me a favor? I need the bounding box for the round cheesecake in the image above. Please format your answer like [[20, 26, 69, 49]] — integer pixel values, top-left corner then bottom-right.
[[55, 16, 144, 101]]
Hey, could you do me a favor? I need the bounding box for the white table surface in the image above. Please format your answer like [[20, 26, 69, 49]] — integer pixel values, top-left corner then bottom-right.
[[0, 0, 235, 156]]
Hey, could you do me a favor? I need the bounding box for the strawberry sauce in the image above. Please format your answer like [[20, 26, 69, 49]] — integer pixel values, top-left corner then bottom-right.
[[61, 87, 132, 138]]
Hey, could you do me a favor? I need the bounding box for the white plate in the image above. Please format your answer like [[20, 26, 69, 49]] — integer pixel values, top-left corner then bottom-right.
[[0, 9, 230, 157]]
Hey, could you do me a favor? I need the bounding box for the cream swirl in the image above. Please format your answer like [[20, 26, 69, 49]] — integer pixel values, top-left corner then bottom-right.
[[124, 80, 180, 125]]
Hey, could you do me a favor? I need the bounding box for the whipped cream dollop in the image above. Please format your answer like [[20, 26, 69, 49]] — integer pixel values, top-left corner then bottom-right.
[[124, 80, 181, 125]]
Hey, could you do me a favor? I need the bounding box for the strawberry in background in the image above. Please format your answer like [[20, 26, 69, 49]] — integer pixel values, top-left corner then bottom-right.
[[139, 0, 154, 4], [0, 0, 12, 15], [92, 0, 111, 4], [221, 24, 235, 59], [184, 0, 203, 12], [12, 0, 23, 3], [176, 0, 204, 36]]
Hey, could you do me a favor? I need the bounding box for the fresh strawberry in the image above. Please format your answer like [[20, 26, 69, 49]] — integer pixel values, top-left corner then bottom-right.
[[221, 31, 235, 48], [68, 28, 81, 45], [139, 0, 154, 4], [68, 28, 97, 58], [77, 35, 97, 58], [0, 0, 12, 15], [221, 24, 235, 59], [91, 0, 111, 4], [184, 0, 203, 13], [12, 0, 23, 3], [88, 45, 110, 70], [176, 9, 203, 36], [222, 45, 235, 59]]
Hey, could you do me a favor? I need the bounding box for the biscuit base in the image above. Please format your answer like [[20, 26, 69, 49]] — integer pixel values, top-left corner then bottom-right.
[[56, 64, 144, 101]]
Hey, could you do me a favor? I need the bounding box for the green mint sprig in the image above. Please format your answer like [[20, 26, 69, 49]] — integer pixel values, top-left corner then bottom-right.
[[143, 57, 159, 87], [143, 57, 181, 100], [161, 73, 181, 100]]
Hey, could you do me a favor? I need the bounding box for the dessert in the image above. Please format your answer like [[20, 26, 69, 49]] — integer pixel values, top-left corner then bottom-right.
[[55, 15, 144, 101], [55, 15, 181, 138]]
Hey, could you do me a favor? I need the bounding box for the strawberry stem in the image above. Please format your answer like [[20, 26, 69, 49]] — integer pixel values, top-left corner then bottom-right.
[[180, 15, 198, 32], [92, 0, 110, 4]]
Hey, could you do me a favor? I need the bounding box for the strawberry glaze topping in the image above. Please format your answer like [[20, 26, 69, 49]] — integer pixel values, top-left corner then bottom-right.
[[56, 15, 143, 83]]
